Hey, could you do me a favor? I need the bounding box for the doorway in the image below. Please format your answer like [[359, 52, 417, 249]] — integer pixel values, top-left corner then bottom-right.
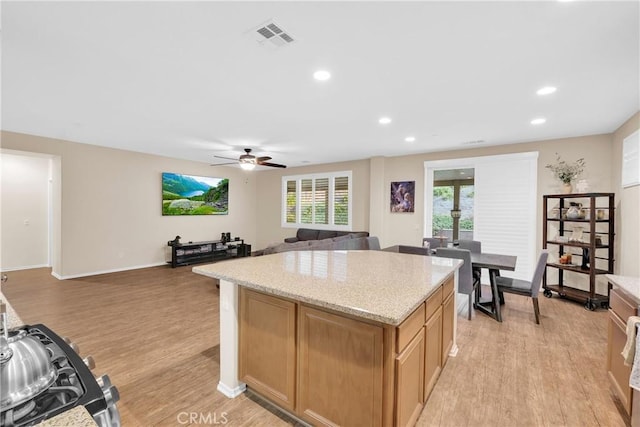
[[0, 150, 60, 274], [432, 168, 475, 244]]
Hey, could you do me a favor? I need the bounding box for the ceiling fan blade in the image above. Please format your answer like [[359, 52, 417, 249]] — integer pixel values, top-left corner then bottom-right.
[[256, 156, 272, 162], [259, 161, 287, 168], [210, 161, 237, 166], [214, 155, 239, 161]]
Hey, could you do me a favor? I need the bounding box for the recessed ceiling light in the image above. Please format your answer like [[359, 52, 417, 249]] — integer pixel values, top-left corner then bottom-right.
[[405, 136, 416, 142], [378, 117, 392, 125], [531, 118, 547, 125], [313, 70, 331, 81], [537, 86, 557, 95]]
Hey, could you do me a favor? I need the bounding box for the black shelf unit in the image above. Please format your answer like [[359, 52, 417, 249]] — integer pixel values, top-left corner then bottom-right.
[[168, 239, 251, 268], [542, 192, 615, 310]]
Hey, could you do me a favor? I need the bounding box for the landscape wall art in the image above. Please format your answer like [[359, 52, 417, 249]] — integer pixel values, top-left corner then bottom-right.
[[162, 172, 229, 215]]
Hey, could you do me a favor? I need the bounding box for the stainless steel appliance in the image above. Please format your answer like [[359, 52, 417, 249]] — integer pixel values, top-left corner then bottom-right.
[[0, 322, 121, 426]]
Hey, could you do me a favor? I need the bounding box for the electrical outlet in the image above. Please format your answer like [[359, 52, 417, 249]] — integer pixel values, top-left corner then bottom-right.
[[24, 219, 29, 226]]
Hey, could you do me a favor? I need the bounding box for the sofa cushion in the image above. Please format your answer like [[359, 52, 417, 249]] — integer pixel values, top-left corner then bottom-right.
[[317, 230, 339, 240], [296, 228, 320, 241]]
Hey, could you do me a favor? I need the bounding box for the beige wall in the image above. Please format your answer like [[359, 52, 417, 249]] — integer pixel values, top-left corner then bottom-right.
[[256, 133, 616, 252], [1, 152, 50, 270], [612, 112, 640, 277], [1, 131, 257, 278], [380, 134, 615, 251], [4, 110, 638, 279]]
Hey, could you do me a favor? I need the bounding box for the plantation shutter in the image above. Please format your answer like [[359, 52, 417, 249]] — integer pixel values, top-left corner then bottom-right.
[[286, 180, 297, 224], [300, 179, 313, 224], [334, 176, 349, 225], [315, 178, 329, 224], [282, 171, 352, 229]]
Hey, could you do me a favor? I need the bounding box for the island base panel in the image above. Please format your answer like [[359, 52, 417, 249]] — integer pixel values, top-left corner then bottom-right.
[[239, 289, 297, 411], [298, 305, 384, 427]]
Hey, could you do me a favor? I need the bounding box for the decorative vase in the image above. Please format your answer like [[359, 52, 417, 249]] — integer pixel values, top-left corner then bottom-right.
[[562, 182, 573, 194]]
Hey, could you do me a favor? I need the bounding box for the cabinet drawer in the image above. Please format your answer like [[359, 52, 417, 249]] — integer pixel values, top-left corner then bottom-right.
[[425, 287, 443, 320], [607, 310, 633, 415], [442, 275, 454, 300], [610, 288, 637, 321], [397, 303, 426, 353]]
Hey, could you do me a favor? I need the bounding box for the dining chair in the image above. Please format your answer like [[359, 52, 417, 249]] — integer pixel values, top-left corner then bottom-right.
[[395, 245, 431, 256], [423, 237, 446, 250], [434, 248, 476, 320], [457, 240, 482, 290], [495, 251, 549, 324], [457, 240, 481, 253]]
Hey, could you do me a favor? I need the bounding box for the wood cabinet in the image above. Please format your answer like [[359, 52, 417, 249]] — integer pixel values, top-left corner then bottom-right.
[[395, 328, 425, 427], [542, 193, 615, 309], [239, 289, 297, 411], [607, 287, 636, 417], [424, 283, 444, 400], [441, 279, 454, 366], [298, 305, 384, 427], [238, 274, 456, 427]]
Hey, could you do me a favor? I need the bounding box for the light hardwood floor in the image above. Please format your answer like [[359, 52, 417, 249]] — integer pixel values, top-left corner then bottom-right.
[[2, 266, 628, 427]]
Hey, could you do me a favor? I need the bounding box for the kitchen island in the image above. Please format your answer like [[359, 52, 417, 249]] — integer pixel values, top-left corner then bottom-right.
[[193, 250, 461, 427]]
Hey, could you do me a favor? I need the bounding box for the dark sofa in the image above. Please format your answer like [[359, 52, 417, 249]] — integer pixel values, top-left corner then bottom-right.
[[284, 228, 369, 243], [258, 234, 380, 256]]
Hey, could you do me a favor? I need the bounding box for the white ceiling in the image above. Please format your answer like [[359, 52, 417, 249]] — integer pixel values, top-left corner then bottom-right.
[[2, 1, 639, 169]]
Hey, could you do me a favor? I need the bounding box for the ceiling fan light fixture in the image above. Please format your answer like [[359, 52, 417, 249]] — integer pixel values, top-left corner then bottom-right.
[[240, 162, 256, 171]]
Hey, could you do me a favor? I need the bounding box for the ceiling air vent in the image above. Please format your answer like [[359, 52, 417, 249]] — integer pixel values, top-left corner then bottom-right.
[[462, 139, 486, 145], [250, 19, 296, 49]]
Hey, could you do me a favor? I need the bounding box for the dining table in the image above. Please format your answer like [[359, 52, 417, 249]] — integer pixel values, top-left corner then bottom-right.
[[470, 252, 517, 322]]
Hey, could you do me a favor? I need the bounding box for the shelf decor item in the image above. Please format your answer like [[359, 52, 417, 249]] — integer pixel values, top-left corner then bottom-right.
[[545, 153, 586, 194]]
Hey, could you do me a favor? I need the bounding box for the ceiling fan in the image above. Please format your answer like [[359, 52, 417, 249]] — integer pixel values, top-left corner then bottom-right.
[[212, 148, 287, 170]]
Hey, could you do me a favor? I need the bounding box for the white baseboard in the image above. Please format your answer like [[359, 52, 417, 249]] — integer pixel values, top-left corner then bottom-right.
[[1, 264, 50, 272], [51, 262, 167, 280], [217, 381, 246, 398]]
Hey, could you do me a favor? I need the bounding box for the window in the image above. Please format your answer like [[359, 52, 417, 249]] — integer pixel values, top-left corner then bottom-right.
[[425, 152, 538, 281], [282, 171, 352, 229]]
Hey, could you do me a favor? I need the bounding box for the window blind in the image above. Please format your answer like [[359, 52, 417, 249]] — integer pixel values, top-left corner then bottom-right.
[[473, 154, 537, 280]]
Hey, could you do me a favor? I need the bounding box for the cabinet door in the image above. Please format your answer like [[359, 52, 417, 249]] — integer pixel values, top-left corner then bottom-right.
[[298, 305, 384, 427], [424, 306, 443, 401], [396, 328, 425, 427], [607, 310, 633, 415], [441, 292, 454, 367], [239, 289, 297, 411]]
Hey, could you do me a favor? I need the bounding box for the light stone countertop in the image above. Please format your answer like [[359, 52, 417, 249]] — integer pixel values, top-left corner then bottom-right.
[[193, 250, 461, 326], [607, 274, 640, 302], [1, 291, 98, 426], [1, 290, 24, 329]]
